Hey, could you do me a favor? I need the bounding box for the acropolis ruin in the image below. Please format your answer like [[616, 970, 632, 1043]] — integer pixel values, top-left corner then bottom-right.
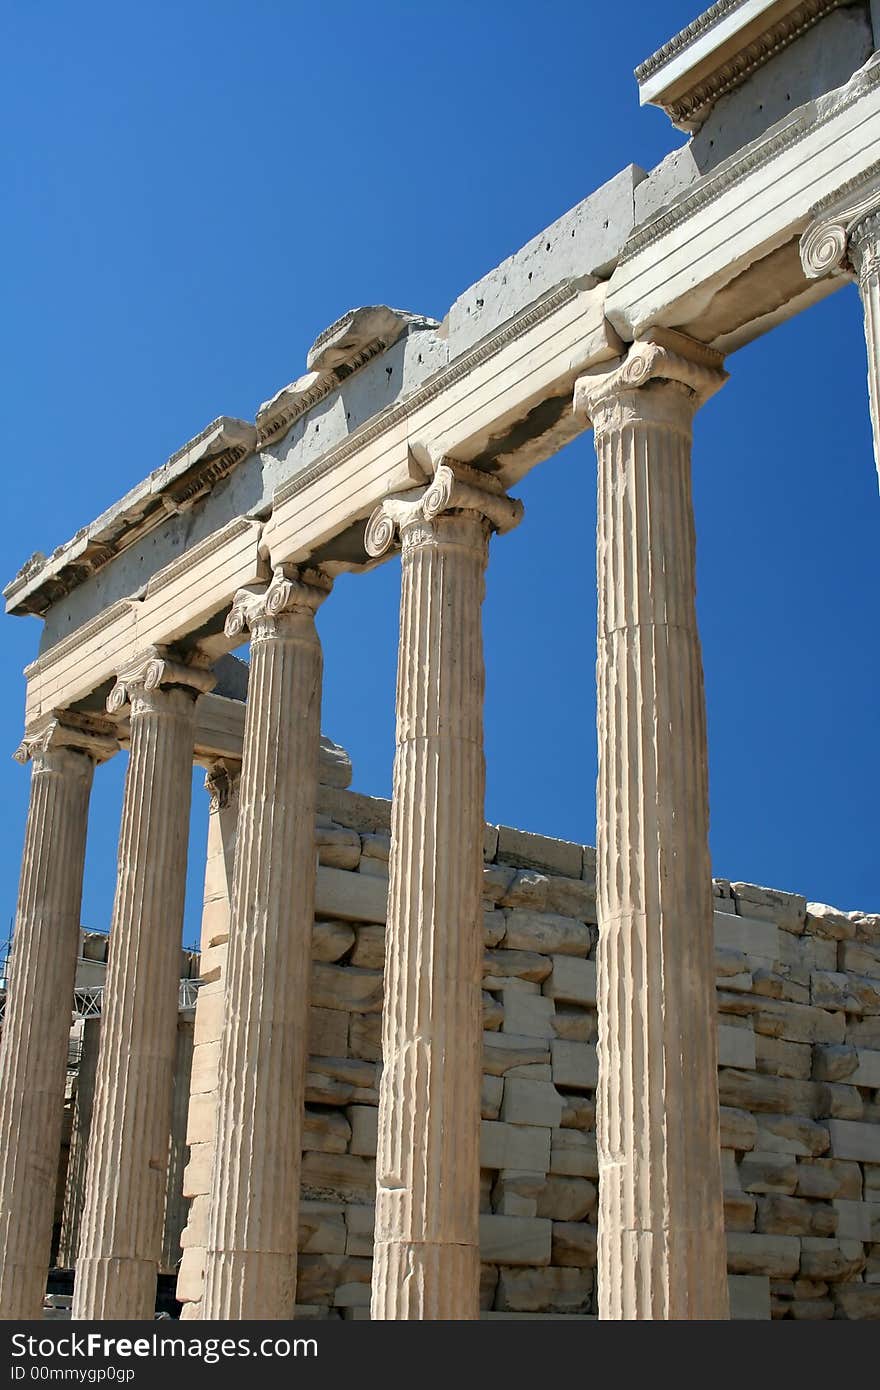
[[1, 0, 879, 1321]]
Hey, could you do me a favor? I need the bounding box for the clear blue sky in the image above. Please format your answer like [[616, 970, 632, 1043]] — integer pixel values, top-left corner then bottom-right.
[[2, 0, 878, 946]]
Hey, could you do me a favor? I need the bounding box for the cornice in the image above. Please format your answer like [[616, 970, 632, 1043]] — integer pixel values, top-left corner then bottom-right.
[[637, 1, 847, 132], [5, 417, 257, 618]]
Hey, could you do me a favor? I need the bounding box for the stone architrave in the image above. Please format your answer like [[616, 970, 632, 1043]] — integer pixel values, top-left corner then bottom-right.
[[574, 333, 729, 1320], [364, 462, 522, 1319], [72, 651, 214, 1321], [200, 566, 331, 1321], [0, 715, 115, 1319], [800, 165, 880, 492]]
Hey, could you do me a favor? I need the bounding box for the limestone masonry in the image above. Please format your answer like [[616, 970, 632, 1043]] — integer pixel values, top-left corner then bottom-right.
[[2, 0, 879, 1320]]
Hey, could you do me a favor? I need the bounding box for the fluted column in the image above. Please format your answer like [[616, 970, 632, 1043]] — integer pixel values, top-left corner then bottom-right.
[[0, 715, 115, 1319], [575, 332, 729, 1320], [201, 566, 331, 1321], [72, 650, 213, 1321], [161, 1018, 195, 1273], [58, 1016, 102, 1269], [364, 462, 522, 1320], [801, 170, 880, 493]]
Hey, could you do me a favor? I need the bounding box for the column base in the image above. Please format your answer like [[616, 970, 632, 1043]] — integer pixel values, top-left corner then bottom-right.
[[370, 1241, 479, 1320]]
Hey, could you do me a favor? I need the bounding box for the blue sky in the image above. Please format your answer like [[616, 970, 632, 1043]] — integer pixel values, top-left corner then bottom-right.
[[3, 0, 878, 944]]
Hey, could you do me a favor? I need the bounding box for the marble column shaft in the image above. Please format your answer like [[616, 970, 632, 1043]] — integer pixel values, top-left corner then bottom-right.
[[576, 335, 729, 1320], [58, 1016, 102, 1270], [72, 652, 211, 1321], [365, 463, 522, 1319], [0, 718, 113, 1319], [200, 566, 330, 1321]]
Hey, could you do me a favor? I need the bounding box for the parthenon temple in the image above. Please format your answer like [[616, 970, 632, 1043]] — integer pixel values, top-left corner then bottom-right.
[[1, 0, 879, 1322]]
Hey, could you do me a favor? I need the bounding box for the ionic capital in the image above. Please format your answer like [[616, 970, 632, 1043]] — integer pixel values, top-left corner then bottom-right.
[[364, 461, 523, 558], [107, 647, 216, 715], [800, 163, 880, 290], [204, 758, 242, 812], [225, 564, 332, 643], [574, 330, 727, 432], [13, 710, 118, 771]]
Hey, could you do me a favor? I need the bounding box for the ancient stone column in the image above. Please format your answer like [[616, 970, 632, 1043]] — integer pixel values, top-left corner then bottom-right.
[[58, 1016, 102, 1269], [200, 566, 331, 1321], [574, 332, 729, 1320], [0, 715, 115, 1319], [800, 170, 880, 492], [72, 651, 213, 1321], [364, 462, 523, 1320], [161, 1018, 195, 1273]]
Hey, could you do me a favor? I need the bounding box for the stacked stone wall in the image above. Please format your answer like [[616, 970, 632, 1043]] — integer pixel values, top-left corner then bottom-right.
[[178, 785, 880, 1320]]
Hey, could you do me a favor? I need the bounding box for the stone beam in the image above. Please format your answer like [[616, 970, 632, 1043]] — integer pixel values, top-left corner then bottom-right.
[[607, 53, 880, 348]]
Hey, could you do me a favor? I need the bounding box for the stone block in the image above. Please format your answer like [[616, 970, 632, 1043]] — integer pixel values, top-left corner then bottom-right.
[[480, 1120, 551, 1172], [840, 939, 880, 980], [550, 1040, 598, 1091], [834, 1285, 880, 1318], [833, 1199, 880, 1241], [715, 911, 780, 961], [549, 1128, 596, 1178], [718, 1069, 823, 1117], [315, 865, 387, 924], [739, 1152, 798, 1195], [189, 1040, 220, 1096], [301, 1152, 376, 1204], [298, 1201, 347, 1255], [482, 1073, 503, 1119], [724, 1193, 757, 1231], [851, 1048, 880, 1086], [495, 827, 583, 879], [756, 1195, 834, 1237], [483, 991, 504, 1031], [501, 991, 556, 1040], [728, 1274, 771, 1320], [750, 997, 845, 1046], [504, 911, 590, 957], [726, 1232, 801, 1278], [534, 1174, 598, 1222], [309, 1007, 349, 1058], [483, 1032, 550, 1075], [349, 1013, 382, 1062], [482, 864, 517, 903], [501, 1077, 564, 1128], [753, 1115, 830, 1158], [800, 1237, 866, 1281], [311, 962, 383, 1014], [804, 902, 856, 941], [479, 1215, 552, 1266], [350, 925, 385, 970], [718, 1023, 756, 1070], [360, 832, 390, 861], [543, 876, 597, 922], [182, 1143, 212, 1199], [348, 1105, 378, 1157], [551, 1222, 597, 1267], [499, 870, 549, 911], [303, 1108, 351, 1154], [828, 1119, 880, 1162], [720, 1106, 757, 1152], [812, 970, 880, 1014], [315, 825, 361, 870], [812, 1044, 859, 1082], [483, 909, 506, 947], [185, 1093, 214, 1146], [730, 885, 806, 934], [754, 1034, 810, 1080], [495, 1265, 592, 1314], [560, 1096, 595, 1133], [553, 1006, 595, 1043], [484, 948, 551, 984], [344, 1205, 374, 1258], [543, 957, 597, 1007]]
